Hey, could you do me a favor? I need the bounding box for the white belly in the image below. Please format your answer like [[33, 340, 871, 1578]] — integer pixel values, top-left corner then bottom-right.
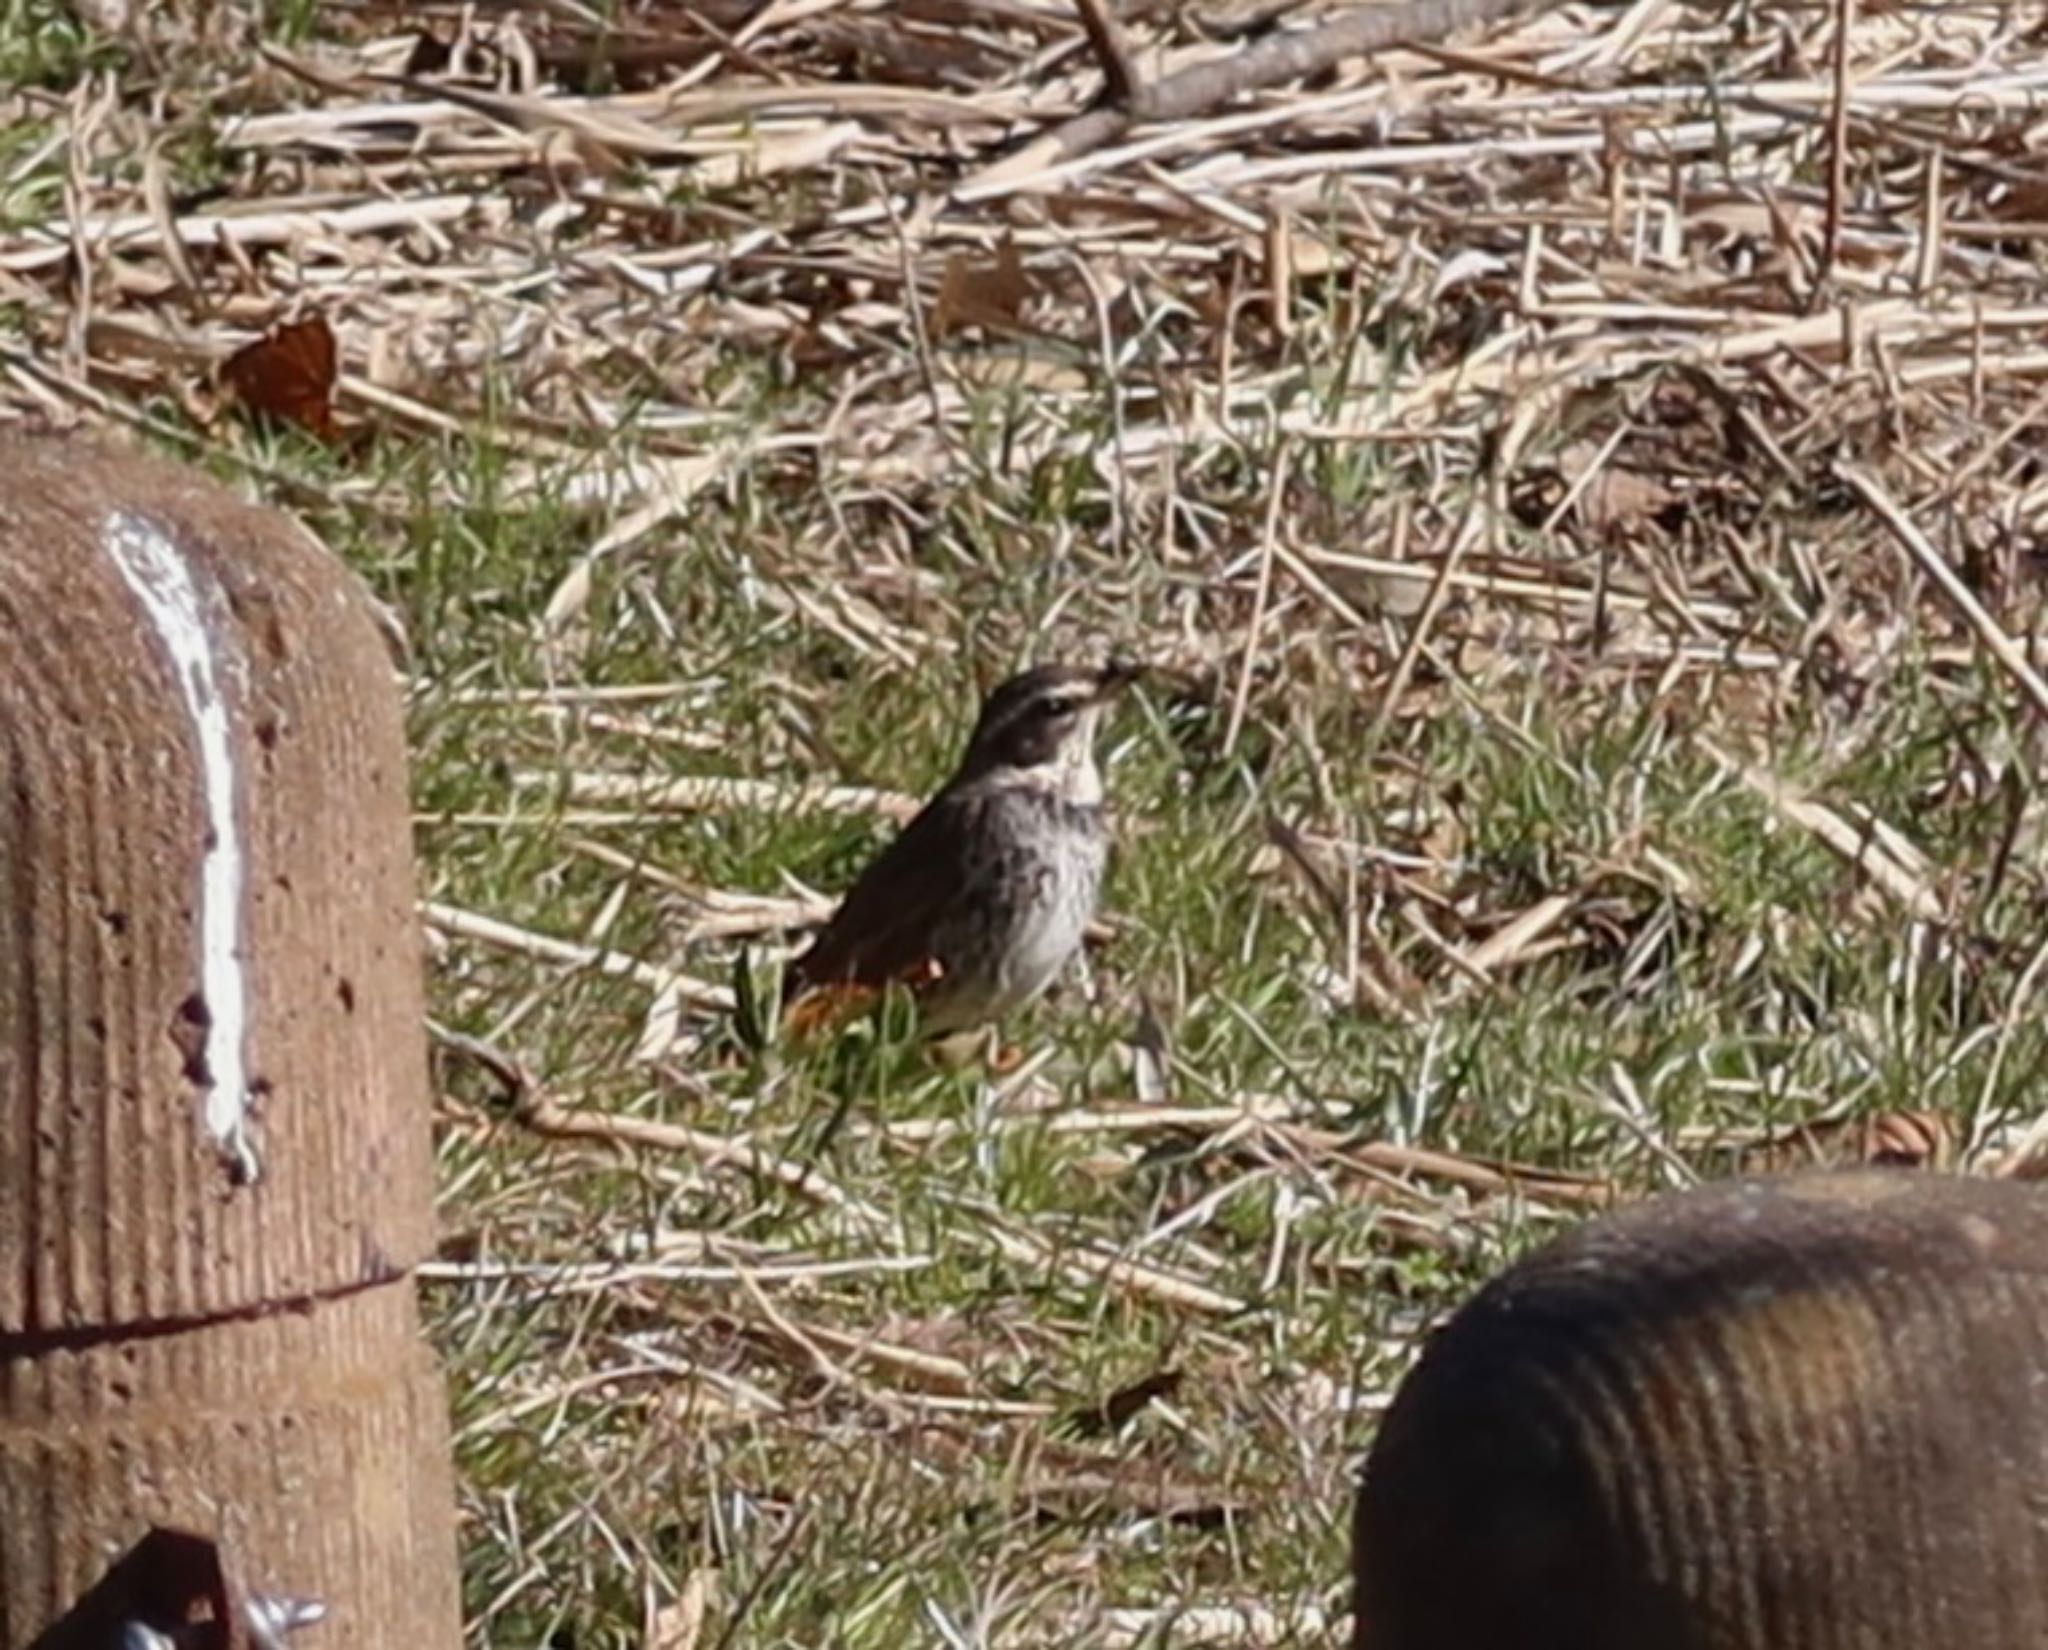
[[924, 816, 1105, 1033], [991, 877, 1093, 1011]]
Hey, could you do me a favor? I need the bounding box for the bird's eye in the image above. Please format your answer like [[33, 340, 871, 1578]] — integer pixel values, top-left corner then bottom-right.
[[1033, 694, 1081, 719]]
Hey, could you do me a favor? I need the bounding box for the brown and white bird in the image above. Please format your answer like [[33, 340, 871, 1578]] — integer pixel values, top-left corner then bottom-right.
[[784, 660, 1139, 1039]]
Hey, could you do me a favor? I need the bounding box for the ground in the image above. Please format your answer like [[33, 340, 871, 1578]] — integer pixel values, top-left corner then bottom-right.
[[6, 0, 2048, 1644]]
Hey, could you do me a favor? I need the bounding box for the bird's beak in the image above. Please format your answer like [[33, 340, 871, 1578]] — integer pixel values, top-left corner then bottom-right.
[[1093, 658, 1145, 700]]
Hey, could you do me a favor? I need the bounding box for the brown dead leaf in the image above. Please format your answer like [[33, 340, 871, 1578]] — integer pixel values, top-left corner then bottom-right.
[[1986, 178, 2048, 222], [1553, 440, 1679, 535], [1858, 1110, 1955, 1170], [929, 236, 1033, 339], [1726, 1110, 1954, 1175], [220, 314, 340, 444]]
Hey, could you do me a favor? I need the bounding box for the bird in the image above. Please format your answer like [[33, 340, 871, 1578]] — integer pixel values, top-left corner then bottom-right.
[[783, 660, 1140, 1041]]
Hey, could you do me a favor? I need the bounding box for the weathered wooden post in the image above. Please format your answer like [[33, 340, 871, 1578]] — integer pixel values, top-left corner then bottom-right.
[[0, 432, 461, 1649]]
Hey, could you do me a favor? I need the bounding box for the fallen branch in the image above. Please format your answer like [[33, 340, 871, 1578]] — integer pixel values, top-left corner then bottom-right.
[[422, 900, 736, 1010], [969, 0, 1565, 192], [1070, 0, 1141, 107]]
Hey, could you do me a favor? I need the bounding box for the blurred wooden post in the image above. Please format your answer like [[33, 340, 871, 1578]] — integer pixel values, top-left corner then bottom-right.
[[0, 433, 461, 1649]]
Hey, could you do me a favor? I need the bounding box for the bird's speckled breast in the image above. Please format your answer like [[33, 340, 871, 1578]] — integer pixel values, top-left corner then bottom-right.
[[927, 790, 1106, 1031]]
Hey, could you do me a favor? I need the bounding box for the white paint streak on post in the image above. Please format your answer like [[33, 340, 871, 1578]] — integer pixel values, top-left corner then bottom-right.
[[103, 510, 260, 1183]]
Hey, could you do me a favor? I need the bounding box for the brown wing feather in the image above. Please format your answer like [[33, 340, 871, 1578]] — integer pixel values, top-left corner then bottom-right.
[[786, 788, 982, 995]]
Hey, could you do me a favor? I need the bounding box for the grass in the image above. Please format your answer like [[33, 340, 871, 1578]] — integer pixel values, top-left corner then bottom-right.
[[397, 410, 2048, 1645], [9, 0, 2048, 1643]]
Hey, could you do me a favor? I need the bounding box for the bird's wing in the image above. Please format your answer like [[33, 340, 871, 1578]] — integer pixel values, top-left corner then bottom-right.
[[786, 788, 984, 995]]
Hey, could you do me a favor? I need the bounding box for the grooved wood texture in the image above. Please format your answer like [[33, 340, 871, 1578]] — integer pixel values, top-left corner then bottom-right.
[[0, 1285, 460, 1647], [0, 432, 458, 1648], [1353, 1172, 2048, 1650], [0, 433, 435, 1330]]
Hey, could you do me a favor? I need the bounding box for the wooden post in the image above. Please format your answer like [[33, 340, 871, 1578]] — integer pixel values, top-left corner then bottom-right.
[[0, 432, 461, 1649]]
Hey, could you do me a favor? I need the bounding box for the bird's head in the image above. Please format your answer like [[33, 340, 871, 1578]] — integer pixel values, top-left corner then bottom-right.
[[954, 659, 1142, 798]]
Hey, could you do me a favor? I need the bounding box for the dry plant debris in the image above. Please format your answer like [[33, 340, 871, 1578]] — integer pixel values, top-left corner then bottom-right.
[[13, 0, 2048, 1643]]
